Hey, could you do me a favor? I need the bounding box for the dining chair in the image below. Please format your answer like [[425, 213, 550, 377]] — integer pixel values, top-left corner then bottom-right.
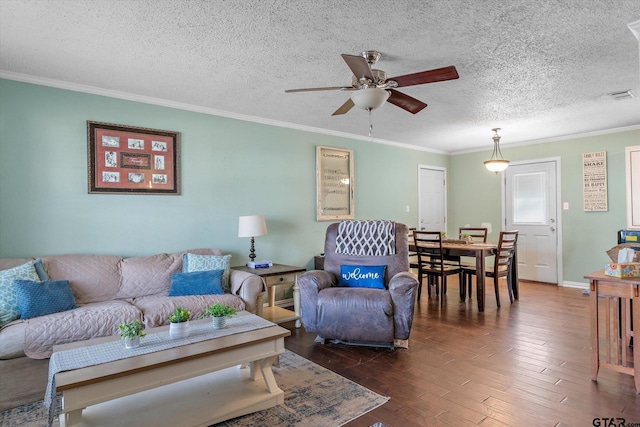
[[458, 227, 488, 299], [460, 227, 488, 243], [413, 230, 463, 306], [462, 230, 519, 307], [408, 227, 420, 273]]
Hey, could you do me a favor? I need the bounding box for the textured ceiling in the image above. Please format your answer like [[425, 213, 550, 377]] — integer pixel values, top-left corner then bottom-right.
[[0, 0, 638, 153]]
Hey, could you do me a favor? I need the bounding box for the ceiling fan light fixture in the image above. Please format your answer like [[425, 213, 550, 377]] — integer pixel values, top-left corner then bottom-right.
[[350, 87, 390, 111], [484, 128, 510, 174]]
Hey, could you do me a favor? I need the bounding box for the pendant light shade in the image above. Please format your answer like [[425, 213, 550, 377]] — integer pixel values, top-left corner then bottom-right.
[[484, 128, 510, 174]]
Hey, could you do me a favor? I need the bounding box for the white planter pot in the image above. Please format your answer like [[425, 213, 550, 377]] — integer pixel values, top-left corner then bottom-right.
[[169, 321, 190, 339], [124, 336, 140, 349], [212, 316, 226, 330]]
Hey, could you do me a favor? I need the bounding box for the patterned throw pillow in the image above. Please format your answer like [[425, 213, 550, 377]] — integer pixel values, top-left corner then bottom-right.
[[183, 253, 232, 293], [0, 260, 41, 327], [14, 280, 77, 319], [338, 265, 387, 289], [169, 269, 224, 296]]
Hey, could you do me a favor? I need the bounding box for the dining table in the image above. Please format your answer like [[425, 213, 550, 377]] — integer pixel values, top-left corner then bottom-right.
[[409, 239, 518, 312]]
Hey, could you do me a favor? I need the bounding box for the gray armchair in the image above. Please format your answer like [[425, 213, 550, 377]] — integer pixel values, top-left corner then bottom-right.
[[298, 221, 419, 348]]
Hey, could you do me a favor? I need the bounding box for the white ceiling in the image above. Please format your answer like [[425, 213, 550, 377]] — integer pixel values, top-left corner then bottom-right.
[[1, 0, 639, 153]]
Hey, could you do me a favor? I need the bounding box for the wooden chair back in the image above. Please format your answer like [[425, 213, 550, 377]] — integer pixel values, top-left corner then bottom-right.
[[459, 227, 488, 243], [413, 230, 446, 271], [494, 230, 519, 274]]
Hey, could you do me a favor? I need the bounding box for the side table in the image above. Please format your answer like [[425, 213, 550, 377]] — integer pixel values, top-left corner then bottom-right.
[[232, 264, 306, 328], [585, 269, 639, 393]]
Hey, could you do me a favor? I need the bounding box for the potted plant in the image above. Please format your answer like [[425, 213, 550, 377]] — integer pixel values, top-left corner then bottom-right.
[[118, 319, 146, 349], [168, 306, 190, 339], [201, 303, 237, 329]]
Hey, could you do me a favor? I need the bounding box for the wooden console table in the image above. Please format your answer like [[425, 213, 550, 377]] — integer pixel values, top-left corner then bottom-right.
[[585, 269, 639, 393], [233, 264, 306, 328]]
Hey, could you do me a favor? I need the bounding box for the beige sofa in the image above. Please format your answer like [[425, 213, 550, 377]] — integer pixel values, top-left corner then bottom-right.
[[0, 248, 264, 360]]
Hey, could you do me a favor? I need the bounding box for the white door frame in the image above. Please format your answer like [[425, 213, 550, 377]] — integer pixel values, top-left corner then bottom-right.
[[417, 164, 447, 232], [500, 157, 563, 285]]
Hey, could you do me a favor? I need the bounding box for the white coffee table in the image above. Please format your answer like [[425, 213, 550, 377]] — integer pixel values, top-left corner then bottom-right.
[[52, 313, 290, 427]]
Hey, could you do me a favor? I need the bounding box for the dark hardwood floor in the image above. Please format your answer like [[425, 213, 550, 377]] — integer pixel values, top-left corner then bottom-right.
[[283, 279, 640, 427]]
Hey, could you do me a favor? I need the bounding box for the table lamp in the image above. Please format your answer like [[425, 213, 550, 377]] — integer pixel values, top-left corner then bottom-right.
[[238, 215, 267, 263]]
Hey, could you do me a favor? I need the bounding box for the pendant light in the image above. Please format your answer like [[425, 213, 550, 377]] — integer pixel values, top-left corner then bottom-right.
[[484, 128, 509, 174]]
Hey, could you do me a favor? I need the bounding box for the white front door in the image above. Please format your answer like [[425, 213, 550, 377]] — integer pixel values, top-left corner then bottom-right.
[[418, 165, 446, 232], [504, 160, 560, 284]]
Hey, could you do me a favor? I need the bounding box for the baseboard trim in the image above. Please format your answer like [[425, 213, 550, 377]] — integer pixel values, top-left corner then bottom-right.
[[561, 280, 588, 289]]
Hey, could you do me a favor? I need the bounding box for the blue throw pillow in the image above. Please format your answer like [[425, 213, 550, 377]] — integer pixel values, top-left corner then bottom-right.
[[14, 280, 77, 319], [169, 269, 224, 296], [33, 258, 49, 281], [0, 261, 41, 327], [338, 265, 386, 289], [183, 253, 231, 293]]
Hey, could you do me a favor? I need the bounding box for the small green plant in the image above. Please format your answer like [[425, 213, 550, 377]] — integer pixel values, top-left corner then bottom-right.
[[168, 306, 190, 323], [118, 319, 146, 339], [461, 232, 470, 238], [201, 303, 236, 319], [440, 231, 447, 238]]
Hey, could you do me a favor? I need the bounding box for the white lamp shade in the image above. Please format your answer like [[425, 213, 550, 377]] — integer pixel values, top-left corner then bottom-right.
[[238, 215, 267, 238], [351, 88, 390, 110], [484, 159, 510, 173]]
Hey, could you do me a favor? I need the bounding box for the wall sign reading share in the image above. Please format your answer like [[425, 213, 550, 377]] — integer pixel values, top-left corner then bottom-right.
[[582, 151, 607, 212]]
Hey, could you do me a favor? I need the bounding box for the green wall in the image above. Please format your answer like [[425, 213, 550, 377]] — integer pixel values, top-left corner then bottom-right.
[[2, 78, 638, 284], [0, 79, 447, 270], [450, 128, 640, 284]]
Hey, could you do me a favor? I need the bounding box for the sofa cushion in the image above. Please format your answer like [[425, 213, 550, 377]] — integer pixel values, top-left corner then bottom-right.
[[168, 269, 224, 296], [338, 265, 386, 289], [41, 255, 122, 304], [116, 252, 180, 299], [14, 280, 77, 319], [0, 261, 41, 328], [183, 253, 232, 293], [116, 249, 222, 300], [133, 293, 245, 328], [23, 300, 141, 359]]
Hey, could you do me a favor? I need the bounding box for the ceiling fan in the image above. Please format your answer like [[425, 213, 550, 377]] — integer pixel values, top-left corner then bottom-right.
[[285, 50, 459, 116]]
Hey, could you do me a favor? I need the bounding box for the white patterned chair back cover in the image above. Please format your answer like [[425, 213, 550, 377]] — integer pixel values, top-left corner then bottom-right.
[[335, 220, 396, 256]]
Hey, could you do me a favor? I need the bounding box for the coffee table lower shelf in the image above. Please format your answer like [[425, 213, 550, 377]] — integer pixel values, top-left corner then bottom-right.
[[61, 364, 283, 427]]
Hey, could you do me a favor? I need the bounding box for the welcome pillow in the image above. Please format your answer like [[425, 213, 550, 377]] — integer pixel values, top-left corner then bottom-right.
[[0, 260, 43, 327], [338, 265, 386, 289], [183, 253, 231, 293]]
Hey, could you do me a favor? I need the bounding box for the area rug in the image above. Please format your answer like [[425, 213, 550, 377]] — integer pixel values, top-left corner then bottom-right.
[[0, 350, 389, 427]]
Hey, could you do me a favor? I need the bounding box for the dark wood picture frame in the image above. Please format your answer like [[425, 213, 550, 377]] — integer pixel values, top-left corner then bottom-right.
[[87, 121, 180, 195]]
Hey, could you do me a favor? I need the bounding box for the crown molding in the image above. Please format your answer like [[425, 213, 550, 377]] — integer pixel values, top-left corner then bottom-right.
[[0, 71, 446, 155]]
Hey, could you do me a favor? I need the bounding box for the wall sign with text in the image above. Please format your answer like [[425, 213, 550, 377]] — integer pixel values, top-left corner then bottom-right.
[[87, 121, 180, 195], [316, 146, 354, 221], [582, 151, 607, 212]]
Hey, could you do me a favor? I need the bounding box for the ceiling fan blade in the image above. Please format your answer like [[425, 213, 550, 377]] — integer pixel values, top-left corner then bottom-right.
[[285, 86, 353, 93], [386, 89, 427, 114], [331, 98, 355, 116], [341, 54, 374, 82], [387, 66, 459, 88]]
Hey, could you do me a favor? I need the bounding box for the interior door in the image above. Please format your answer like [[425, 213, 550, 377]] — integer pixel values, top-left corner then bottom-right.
[[418, 166, 446, 231], [504, 161, 559, 284]]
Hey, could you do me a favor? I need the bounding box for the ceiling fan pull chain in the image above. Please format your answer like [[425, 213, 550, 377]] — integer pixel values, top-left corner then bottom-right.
[[368, 108, 373, 137]]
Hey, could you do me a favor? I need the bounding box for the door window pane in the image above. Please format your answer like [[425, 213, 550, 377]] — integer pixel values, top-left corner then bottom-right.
[[513, 172, 547, 224]]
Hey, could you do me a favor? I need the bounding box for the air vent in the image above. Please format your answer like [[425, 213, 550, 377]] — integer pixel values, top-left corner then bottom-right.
[[608, 89, 636, 100]]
